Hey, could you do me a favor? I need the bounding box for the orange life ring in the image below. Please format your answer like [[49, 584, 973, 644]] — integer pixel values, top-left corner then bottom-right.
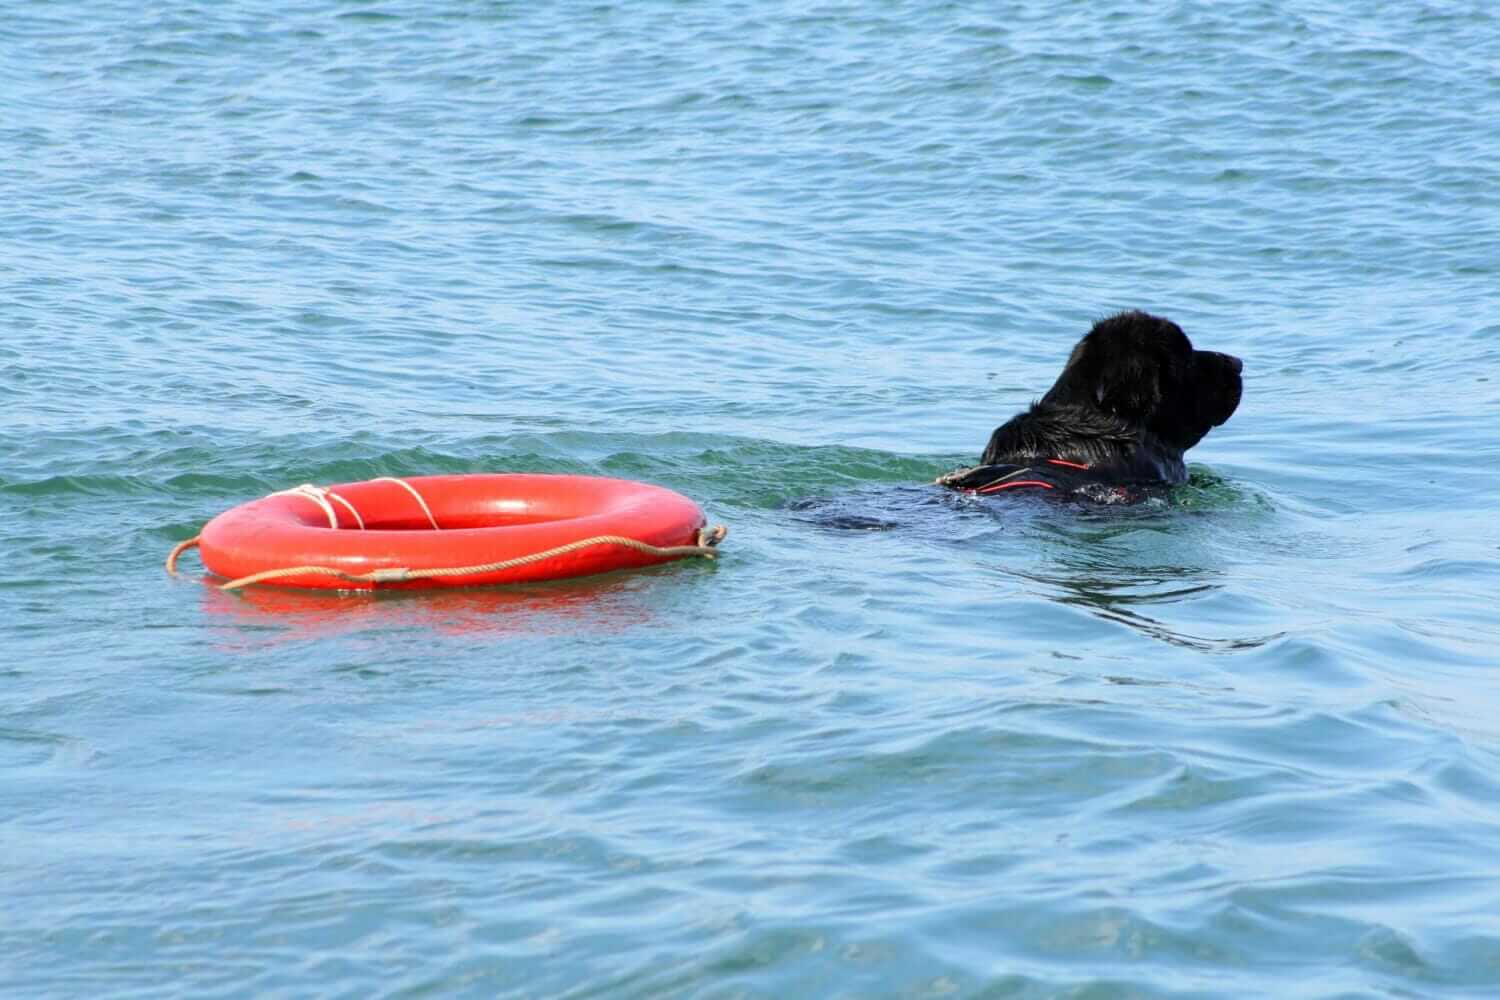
[[196, 474, 710, 590]]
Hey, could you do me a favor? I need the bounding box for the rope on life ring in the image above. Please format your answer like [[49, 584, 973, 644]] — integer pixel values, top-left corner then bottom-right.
[[166, 535, 202, 575], [165, 525, 728, 591]]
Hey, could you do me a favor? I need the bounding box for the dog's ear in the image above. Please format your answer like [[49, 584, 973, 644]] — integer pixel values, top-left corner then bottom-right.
[[1043, 311, 1189, 422], [1094, 352, 1162, 420]]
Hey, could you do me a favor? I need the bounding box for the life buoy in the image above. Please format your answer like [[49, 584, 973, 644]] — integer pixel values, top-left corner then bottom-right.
[[192, 474, 715, 590]]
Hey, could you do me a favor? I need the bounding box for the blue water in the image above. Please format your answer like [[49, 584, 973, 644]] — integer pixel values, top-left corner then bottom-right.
[[5, 2, 1500, 996]]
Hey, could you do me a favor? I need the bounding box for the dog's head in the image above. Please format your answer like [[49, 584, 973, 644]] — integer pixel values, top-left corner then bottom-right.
[[1042, 310, 1242, 450]]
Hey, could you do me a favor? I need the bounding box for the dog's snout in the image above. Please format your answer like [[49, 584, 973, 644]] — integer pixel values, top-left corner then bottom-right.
[[1194, 349, 1243, 377]]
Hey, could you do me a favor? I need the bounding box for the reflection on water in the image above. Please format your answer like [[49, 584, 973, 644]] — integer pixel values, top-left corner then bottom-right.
[[1016, 560, 1284, 653], [196, 569, 665, 644], [1024, 492, 1286, 652]]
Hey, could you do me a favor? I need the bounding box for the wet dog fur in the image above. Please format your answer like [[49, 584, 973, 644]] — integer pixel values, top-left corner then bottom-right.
[[944, 311, 1242, 488]]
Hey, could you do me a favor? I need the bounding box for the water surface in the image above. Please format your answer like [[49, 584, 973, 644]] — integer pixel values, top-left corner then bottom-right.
[[5, 2, 1500, 997]]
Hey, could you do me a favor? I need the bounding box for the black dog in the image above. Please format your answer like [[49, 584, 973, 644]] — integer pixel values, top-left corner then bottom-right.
[[939, 311, 1242, 499]]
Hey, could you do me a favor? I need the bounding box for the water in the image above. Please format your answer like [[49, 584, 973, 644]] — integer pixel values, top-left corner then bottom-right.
[[5, 2, 1500, 996]]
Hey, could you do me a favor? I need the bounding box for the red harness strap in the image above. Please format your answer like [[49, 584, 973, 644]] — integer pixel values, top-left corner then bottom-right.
[[944, 457, 1143, 505], [967, 458, 1093, 494], [976, 479, 1056, 494]]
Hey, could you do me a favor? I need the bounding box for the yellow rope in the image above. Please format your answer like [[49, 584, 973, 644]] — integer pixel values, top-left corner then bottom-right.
[[165, 526, 727, 592], [165, 535, 201, 576]]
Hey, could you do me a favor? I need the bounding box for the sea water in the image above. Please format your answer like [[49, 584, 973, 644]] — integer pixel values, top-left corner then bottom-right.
[[5, 2, 1500, 996]]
